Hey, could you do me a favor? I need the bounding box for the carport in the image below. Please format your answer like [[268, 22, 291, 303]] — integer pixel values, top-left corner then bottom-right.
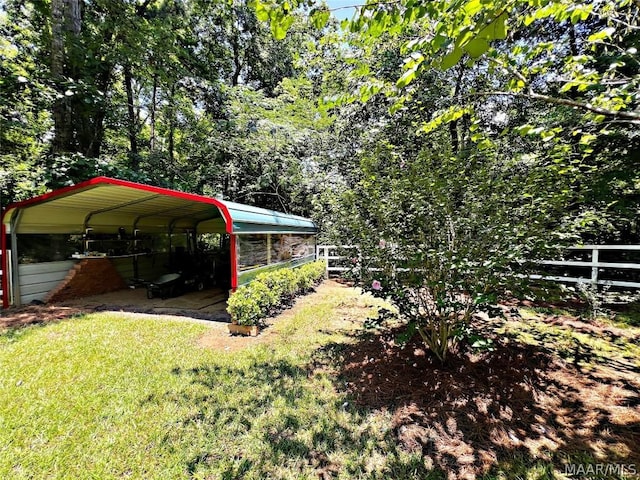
[[2, 177, 317, 308]]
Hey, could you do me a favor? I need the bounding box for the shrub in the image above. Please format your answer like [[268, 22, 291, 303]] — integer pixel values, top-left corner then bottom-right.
[[256, 269, 297, 303], [296, 262, 326, 292], [255, 271, 284, 299], [284, 269, 300, 298], [251, 280, 280, 312], [345, 148, 573, 362], [226, 286, 262, 326], [227, 261, 326, 326]]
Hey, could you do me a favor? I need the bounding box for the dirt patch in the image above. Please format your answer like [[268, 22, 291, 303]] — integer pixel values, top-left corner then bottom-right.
[[196, 324, 277, 352], [0, 305, 88, 329], [333, 323, 640, 479]]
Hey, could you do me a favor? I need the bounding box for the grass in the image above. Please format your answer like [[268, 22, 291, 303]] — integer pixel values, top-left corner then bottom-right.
[[1, 282, 638, 479], [511, 307, 640, 368], [611, 302, 640, 328], [0, 284, 431, 479]]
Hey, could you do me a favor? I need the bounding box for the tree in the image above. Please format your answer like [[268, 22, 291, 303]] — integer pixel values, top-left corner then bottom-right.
[[259, 0, 639, 125], [249, 0, 640, 360], [1, 0, 334, 208]]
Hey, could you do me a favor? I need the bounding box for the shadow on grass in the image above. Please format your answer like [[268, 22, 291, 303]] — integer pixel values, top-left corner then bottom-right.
[[320, 326, 640, 479], [609, 301, 640, 328], [148, 358, 442, 479]]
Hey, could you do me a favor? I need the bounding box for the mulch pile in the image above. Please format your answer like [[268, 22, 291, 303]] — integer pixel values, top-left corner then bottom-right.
[[334, 324, 640, 479]]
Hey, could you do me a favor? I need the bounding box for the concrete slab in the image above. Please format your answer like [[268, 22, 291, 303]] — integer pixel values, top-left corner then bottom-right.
[[58, 286, 230, 322]]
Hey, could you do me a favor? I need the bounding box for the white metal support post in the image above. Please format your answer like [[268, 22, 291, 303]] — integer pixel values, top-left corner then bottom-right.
[[591, 248, 599, 285], [10, 209, 22, 306], [324, 246, 329, 278]]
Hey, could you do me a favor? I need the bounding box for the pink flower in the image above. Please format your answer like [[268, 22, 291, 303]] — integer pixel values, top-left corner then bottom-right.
[[372, 280, 382, 291], [378, 239, 387, 248]]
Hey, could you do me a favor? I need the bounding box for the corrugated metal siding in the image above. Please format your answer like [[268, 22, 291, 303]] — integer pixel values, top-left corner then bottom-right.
[[232, 223, 316, 234], [19, 260, 78, 304], [223, 201, 316, 233]]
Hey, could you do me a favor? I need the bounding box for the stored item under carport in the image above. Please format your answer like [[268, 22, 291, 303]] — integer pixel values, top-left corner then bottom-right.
[[146, 273, 182, 299]]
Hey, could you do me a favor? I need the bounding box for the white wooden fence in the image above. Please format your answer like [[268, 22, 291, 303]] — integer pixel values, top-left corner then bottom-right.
[[316, 244, 640, 289]]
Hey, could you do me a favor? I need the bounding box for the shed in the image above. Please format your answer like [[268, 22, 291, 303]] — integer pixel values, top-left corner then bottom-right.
[[1, 177, 317, 307]]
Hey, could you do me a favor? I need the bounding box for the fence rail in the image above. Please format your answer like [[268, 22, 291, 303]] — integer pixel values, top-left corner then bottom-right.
[[316, 244, 640, 289]]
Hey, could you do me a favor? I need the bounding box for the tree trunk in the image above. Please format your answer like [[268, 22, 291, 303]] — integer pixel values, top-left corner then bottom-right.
[[51, 0, 65, 76], [168, 83, 176, 164], [124, 63, 139, 170], [449, 64, 465, 155], [75, 61, 111, 158], [51, 0, 71, 154], [232, 35, 242, 86], [65, 0, 81, 35], [150, 74, 158, 151], [448, 121, 459, 155], [167, 82, 177, 186], [51, 0, 86, 155], [569, 24, 578, 57]]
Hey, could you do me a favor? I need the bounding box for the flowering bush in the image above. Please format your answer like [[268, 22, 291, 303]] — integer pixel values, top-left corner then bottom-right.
[[227, 261, 326, 326], [343, 147, 575, 362]]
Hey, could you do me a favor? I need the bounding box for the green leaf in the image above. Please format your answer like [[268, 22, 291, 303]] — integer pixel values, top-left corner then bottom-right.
[[310, 8, 330, 30], [570, 4, 592, 23], [579, 133, 597, 145], [271, 13, 295, 40], [477, 12, 508, 41], [464, 38, 489, 58], [396, 321, 416, 344], [587, 27, 615, 43], [515, 124, 531, 135], [254, 0, 269, 22], [455, 29, 475, 48], [494, 12, 508, 40], [464, 0, 482, 16], [396, 67, 417, 88], [440, 48, 463, 70]]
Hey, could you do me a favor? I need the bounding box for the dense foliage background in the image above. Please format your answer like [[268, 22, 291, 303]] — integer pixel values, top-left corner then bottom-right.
[[3, 0, 637, 243], [0, 0, 340, 220]]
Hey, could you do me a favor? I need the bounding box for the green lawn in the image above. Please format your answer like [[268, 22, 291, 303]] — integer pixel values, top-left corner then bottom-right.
[[0, 284, 425, 480], [1, 283, 638, 479]]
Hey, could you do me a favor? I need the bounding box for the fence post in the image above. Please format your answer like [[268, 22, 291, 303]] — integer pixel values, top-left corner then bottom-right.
[[591, 247, 599, 285], [324, 246, 329, 279]]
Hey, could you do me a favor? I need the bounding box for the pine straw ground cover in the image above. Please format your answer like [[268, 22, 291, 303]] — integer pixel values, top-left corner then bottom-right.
[[314, 288, 640, 479], [332, 317, 640, 479], [0, 281, 638, 479]]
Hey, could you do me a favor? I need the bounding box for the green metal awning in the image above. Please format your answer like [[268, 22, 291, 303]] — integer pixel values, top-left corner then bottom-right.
[[221, 201, 317, 234]]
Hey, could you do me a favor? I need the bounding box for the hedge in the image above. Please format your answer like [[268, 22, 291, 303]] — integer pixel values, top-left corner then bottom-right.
[[227, 260, 326, 326]]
